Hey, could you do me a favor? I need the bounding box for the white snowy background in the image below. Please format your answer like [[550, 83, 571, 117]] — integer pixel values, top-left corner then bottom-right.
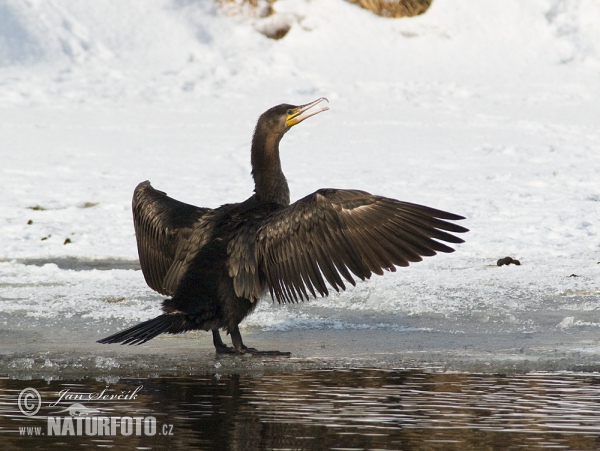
[[0, 0, 599, 354]]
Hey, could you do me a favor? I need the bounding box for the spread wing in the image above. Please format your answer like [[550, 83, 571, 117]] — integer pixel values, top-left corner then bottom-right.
[[228, 189, 468, 304], [133, 181, 212, 296]]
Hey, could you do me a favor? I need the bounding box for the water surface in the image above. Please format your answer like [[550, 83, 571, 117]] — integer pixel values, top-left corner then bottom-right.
[[2, 368, 600, 450]]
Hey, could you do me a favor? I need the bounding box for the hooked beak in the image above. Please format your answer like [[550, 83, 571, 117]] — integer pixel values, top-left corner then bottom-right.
[[285, 97, 329, 127]]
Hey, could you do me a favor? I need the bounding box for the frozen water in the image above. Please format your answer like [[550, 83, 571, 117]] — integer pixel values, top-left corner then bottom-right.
[[0, 0, 599, 373]]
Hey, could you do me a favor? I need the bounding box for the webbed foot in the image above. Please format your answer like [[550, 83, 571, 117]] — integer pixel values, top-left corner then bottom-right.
[[214, 327, 291, 356], [243, 347, 291, 356], [215, 344, 238, 354]]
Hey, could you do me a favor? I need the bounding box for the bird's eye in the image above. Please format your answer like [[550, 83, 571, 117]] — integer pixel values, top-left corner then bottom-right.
[[287, 109, 293, 116]]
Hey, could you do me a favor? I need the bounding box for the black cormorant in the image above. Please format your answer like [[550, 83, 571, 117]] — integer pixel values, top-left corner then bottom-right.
[[98, 98, 468, 355]]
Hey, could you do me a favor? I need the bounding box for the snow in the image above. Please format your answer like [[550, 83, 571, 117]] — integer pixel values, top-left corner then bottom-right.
[[0, 0, 599, 363]]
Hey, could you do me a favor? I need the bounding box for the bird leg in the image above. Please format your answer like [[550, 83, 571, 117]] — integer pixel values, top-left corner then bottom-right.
[[212, 330, 237, 354], [229, 326, 291, 356]]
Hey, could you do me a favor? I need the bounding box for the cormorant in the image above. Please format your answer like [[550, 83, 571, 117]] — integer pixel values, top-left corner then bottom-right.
[[98, 98, 468, 355]]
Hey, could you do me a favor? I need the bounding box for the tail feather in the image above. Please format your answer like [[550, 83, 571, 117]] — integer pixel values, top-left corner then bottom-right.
[[97, 314, 196, 345]]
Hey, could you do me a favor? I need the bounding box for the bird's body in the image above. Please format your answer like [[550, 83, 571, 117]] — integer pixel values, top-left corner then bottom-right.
[[98, 98, 468, 355]]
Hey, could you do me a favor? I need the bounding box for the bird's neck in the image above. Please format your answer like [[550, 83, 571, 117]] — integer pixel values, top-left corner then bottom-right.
[[251, 130, 290, 206]]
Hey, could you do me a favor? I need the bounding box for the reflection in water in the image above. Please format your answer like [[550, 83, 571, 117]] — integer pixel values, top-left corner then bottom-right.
[[1, 369, 600, 450]]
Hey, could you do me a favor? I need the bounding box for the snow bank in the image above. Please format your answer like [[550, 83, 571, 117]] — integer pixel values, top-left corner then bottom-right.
[[1, 0, 599, 105]]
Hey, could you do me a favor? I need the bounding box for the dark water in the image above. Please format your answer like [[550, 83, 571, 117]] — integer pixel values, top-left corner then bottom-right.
[[2, 368, 600, 450]]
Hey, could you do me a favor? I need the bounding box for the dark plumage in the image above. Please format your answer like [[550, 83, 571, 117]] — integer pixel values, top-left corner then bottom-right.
[[98, 98, 468, 355]]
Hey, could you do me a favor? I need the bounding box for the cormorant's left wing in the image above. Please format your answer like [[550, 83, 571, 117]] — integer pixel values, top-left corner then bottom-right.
[[133, 181, 212, 296], [227, 189, 468, 304]]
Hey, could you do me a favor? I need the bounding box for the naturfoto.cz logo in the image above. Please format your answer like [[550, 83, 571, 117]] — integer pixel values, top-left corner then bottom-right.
[[16, 386, 174, 437]]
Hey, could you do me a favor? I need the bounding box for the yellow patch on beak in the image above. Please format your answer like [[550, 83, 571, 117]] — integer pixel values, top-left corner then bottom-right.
[[285, 97, 329, 127]]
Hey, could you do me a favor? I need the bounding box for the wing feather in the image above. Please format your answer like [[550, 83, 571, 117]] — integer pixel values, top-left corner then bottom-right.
[[287, 239, 309, 302], [302, 244, 328, 297], [133, 181, 211, 296], [228, 189, 468, 304]]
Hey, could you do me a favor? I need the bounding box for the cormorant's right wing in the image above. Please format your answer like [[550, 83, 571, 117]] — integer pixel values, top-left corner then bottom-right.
[[132, 181, 212, 296], [228, 189, 468, 304]]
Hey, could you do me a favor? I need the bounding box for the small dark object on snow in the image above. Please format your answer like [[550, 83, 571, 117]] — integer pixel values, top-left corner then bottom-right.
[[27, 219, 33, 225], [497, 256, 521, 266], [98, 98, 468, 356], [64, 238, 72, 245]]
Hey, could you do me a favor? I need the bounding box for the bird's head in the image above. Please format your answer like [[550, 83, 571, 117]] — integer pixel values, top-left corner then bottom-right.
[[257, 97, 329, 138]]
